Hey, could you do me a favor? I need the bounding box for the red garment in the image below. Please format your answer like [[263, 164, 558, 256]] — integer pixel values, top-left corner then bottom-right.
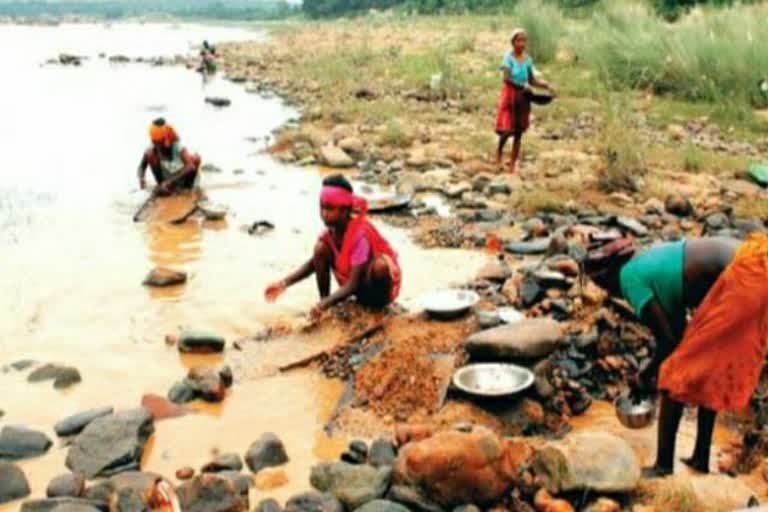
[[320, 216, 401, 302], [658, 234, 768, 411], [495, 82, 530, 135]]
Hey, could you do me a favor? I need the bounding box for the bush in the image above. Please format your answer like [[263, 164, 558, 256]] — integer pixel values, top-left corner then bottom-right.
[[596, 91, 647, 192], [514, 0, 565, 64]]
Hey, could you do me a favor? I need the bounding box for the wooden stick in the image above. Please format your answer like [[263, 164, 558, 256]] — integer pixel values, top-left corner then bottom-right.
[[278, 323, 384, 373], [133, 189, 158, 223]]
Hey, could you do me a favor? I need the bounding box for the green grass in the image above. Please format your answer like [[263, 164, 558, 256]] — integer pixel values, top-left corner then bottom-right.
[[682, 143, 703, 173], [596, 91, 647, 192], [379, 119, 414, 148]]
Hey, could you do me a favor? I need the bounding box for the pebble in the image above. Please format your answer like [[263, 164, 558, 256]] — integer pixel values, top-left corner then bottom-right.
[[176, 467, 195, 480]]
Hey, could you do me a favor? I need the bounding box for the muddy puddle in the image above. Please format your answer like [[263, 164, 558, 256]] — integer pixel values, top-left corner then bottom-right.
[[0, 22, 485, 508]]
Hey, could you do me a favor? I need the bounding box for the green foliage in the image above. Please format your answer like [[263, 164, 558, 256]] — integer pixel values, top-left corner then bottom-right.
[[682, 143, 703, 172], [597, 91, 647, 192], [514, 0, 565, 64]]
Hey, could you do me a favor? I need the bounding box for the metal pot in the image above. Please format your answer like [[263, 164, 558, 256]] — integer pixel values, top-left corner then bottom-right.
[[615, 394, 656, 429]]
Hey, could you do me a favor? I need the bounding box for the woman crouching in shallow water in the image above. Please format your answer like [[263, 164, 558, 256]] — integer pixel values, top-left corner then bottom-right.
[[495, 28, 554, 173], [265, 175, 402, 318], [583, 234, 768, 477]]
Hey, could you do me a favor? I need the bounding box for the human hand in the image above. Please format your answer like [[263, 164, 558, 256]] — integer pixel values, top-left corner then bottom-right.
[[264, 280, 286, 303], [310, 302, 328, 320], [632, 360, 658, 394], [159, 181, 172, 195], [139, 178, 147, 190]]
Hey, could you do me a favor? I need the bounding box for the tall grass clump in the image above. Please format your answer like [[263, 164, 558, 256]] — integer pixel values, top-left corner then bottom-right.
[[577, 2, 768, 108], [596, 90, 647, 192], [514, 0, 565, 64]]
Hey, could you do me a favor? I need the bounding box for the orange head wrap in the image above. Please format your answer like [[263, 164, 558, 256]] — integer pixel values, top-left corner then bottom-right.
[[148, 119, 179, 146]]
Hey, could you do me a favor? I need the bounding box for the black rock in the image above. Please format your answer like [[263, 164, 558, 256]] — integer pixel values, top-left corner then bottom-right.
[[54, 407, 114, 437], [245, 433, 289, 473], [65, 408, 154, 479], [175, 474, 247, 512], [185, 367, 226, 403], [387, 485, 445, 512], [349, 441, 367, 458], [0, 461, 31, 504], [368, 439, 396, 468], [217, 470, 252, 495], [341, 451, 366, 465], [27, 364, 81, 389], [201, 453, 243, 473], [519, 276, 543, 308], [168, 380, 196, 404], [256, 498, 283, 512], [205, 97, 232, 108], [532, 269, 569, 288], [505, 238, 551, 255], [219, 365, 234, 388], [285, 492, 344, 512], [0, 426, 52, 460], [46, 473, 85, 498], [178, 330, 225, 354], [20, 498, 107, 512]]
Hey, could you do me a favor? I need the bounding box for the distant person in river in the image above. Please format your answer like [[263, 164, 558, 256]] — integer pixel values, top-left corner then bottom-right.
[[199, 40, 217, 75], [583, 234, 768, 478], [137, 118, 201, 195], [264, 174, 402, 318], [495, 28, 555, 173]]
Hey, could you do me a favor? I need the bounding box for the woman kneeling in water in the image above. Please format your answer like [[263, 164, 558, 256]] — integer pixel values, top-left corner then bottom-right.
[[584, 234, 768, 477], [265, 175, 402, 318]]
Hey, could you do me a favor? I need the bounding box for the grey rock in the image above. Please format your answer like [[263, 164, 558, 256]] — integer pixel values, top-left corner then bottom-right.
[[65, 408, 154, 479], [532, 431, 640, 493], [10, 360, 36, 371], [505, 238, 551, 255], [387, 485, 445, 512], [368, 439, 397, 468], [178, 330, 225, 354], [255, 498, 283, 512], [0, 426, 52, 460], [219, 365, 234, 388], [201, 453, 243, 473], [349, 441, 368, 458], [54, 407, 114, 437], [342, 451, 367, 465], [175, 474, 247, 512], [82, 481, 114, 503], [705, 212, 730, 231], [476, 310, 502, 330], [519, 276, 542, 307], [465, 318, 564, 359], [0, 461, 31, 504], [217, 471, 252, 496], [245, 433, 289, 473], [27, 364, 81, 389], [168, 381, 196, 404], [487, 182, 512, 195], [142, 268, 187, 287], [205, 97, 232, 108], [47, 473, 85, 498], [20, 498, 107, 512], [476, 209, 503, 223], [108, 471, 164, 511], [532, 270, 569, 288], [201, 164, 223, 174], [616, 216, 648, 237], [734, 218, 766, 234], [185, 367, 226, 403], [310, 462, 392, 509], [354, 500, 411, 512], [285, 492, 344, 512]]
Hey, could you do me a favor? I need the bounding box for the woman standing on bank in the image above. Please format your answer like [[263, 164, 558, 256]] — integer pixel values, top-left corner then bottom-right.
[[495, 28, 554, 173]]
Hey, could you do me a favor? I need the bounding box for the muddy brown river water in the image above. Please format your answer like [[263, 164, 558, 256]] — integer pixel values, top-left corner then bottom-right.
[[0, 22, 484, 508]]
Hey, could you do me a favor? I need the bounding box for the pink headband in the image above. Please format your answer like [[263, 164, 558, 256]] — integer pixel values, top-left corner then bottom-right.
[[320, 186, 368, 213]]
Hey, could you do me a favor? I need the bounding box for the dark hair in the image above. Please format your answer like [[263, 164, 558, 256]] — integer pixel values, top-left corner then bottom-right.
[[152, 117, 166, 127], [582, 237, 638, 290], [322, 174, 353, 193]]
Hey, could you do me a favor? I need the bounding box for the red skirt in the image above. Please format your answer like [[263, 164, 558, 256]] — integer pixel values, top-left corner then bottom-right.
[[495, 82, 530, 135]]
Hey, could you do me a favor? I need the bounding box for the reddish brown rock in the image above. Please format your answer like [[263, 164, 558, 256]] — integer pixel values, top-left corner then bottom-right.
[[176, 467, 195, 480], [141, 394, 189, 421]]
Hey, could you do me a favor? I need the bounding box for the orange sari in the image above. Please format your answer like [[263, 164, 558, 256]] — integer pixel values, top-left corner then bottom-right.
[[659, 234, 768, 411]]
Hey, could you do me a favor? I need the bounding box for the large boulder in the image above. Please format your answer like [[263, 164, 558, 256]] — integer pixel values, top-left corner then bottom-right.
[[369, 439, 397, 468], [54, 407, 113, 437], [310, 462, 391, 509], [0, 426, 52, 460], [65, 408, 154, 479], [355, 500, 411, 512], [465, 319, 564, 359], [532, 431, 640, 493], [393, 427, 531, 507], [175, 474, 248, 512], [185, 367, 227, 402], [245, 433, 289, 474], [321, 145, 355, 168], [46, 473, 85, 498], [178, 330, 225, 354], [0, 461, 31, 504], [285, 492, 344, 512]]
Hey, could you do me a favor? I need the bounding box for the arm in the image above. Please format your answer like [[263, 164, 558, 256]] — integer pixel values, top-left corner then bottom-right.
[[529, 68, 553, 92], [638, 298, 683, 388], [314, 264, 365, 313], [264, 257, 315, 302], [137, 152, 149, 189], [159, 148, 198, 189]]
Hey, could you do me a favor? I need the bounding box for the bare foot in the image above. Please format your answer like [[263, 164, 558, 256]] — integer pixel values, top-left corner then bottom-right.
[[680, 456, 710, 474], [642, 465, 673, 479]]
